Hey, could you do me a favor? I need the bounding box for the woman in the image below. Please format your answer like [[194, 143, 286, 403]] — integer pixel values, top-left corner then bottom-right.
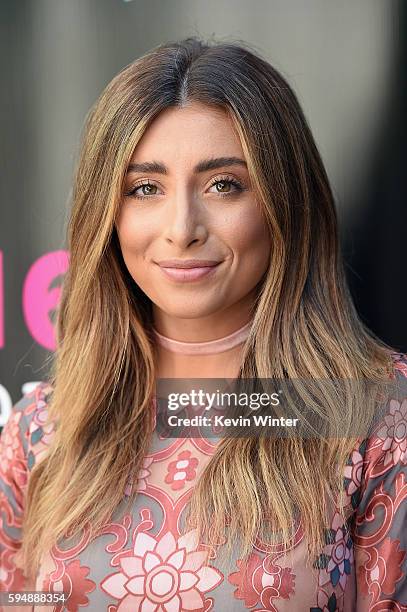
[[1, 37, 406, 611]]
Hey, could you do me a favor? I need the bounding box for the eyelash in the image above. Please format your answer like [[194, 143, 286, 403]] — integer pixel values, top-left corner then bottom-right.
[[124, 175, 246, 200]]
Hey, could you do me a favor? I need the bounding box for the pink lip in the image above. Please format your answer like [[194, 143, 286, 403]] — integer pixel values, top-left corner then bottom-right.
[[156, 259, 221, 268], [157, 263, 221, 282]]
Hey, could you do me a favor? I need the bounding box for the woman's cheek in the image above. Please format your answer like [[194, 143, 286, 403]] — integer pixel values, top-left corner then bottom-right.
[[116, 209, 154, 256], [228, 207, 269, 253]]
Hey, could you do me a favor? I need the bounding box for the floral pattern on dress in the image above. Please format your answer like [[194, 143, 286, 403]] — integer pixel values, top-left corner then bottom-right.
[[315, 512, 353, 592], [164, 451, 199, 491], [376, 398, 407, 467], [101, 524, 223, 611], [228, 553, 296, 611]]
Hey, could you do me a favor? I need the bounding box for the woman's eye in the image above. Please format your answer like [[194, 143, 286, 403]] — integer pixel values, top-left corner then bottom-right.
[[125, 176, 245, 200], [125, 181, 158, 199], [208, 178, 242, 197]]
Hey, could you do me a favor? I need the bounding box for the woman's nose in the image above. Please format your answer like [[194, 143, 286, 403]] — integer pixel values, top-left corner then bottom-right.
[[163, 190, 207, 246]]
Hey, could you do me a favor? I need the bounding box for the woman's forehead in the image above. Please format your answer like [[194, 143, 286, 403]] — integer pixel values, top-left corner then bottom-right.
[[128, 104, 244, 169]]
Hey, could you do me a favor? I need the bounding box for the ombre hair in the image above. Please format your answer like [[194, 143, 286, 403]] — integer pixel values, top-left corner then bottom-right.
[[19, 36, 394, 580]]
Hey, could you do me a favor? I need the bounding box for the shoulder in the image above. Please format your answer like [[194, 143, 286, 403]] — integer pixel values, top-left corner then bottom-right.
[[355, 351, 407, 508], [367, 350, 407, 463], [25, 382, 55, 471], [1, 381, 55, 472], [389, 350, 407, 379], [342, 351, 407, 512]]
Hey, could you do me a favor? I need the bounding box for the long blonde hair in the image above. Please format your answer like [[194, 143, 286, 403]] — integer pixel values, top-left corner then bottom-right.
[[20, 37, 394, 581]]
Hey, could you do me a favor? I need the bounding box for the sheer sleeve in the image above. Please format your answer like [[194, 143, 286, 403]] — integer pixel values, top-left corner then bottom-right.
[[0, 387, 41, 594], [353, 354, 407, 611]]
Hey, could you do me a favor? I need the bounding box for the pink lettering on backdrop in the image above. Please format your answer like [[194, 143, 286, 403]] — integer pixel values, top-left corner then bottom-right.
[[22, 250, 70, 351], [0, 250, 3, 349]]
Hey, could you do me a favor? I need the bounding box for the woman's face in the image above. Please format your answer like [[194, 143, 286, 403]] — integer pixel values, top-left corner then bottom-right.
[[115, 101, 270, 329]]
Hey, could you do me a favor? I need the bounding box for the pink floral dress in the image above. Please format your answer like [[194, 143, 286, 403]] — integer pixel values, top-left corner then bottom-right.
[[1, 353, 406, 611]]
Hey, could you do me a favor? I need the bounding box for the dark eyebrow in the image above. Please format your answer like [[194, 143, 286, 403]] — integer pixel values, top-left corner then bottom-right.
[[126, 156, 247, 175]]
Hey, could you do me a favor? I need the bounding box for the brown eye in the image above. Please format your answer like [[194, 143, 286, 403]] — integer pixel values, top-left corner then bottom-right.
[[140, 184, 157, 196], [208, 176, 245, 198], [125, 181, 159, 199], [215, 180, 231, 193]]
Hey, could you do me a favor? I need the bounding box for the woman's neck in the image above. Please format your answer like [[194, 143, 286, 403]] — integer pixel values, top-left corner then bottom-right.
[[153, 319, 252, 355], [153, 316, 253, 379]]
